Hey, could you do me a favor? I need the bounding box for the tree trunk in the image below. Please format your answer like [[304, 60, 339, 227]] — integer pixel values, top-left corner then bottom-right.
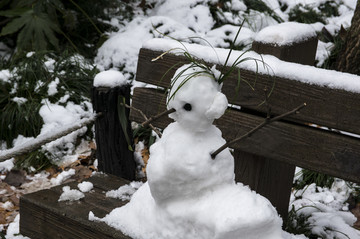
[[335, 1, 360, 75]]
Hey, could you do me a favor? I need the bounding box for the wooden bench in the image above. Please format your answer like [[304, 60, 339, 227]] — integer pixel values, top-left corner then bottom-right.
[[130, 38, 360, 220], [20, 35, 360, 238]]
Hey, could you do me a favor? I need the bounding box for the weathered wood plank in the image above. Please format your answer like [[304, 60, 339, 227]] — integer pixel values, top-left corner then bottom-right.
[[131, 87, 360, 183], [20, 174, 131, 239], [252, 37, 318, 65], [92, 86, 136, 180], [234, 150, 295, 221], [135, 48, 360, 135]]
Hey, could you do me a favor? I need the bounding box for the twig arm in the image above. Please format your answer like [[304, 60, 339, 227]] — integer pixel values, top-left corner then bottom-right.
[[142, 108, 176, 128], [211, 103, 306, 159], [121, 103, 163, 137]]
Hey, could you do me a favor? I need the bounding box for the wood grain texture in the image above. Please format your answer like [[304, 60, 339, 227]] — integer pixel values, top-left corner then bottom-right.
[[234, 150, 295, 221], [136, 48, 360, 135], [131, 87, 360, 183], [20, 174, 131, 239], [92, 86, 136, 180], [252, 37, 318, 65]]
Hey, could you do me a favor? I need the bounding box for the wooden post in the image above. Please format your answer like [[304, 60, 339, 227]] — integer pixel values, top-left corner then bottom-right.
[[92, 85, 136, 181], [252, 37, 318, 65]]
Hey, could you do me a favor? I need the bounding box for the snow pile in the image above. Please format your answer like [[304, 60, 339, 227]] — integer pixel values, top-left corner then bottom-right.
[[77, 181, 94, 193], [91, 65, 303, 239], [93, 70, 127, 88], [290, 180, 360, 238], [50, 169, 76, 186], [0, 158, 14, 172], [5, 215, 29, 239], [58, 186, 84, 202], [254, 22, 317, 45], [39, 100, 94, 160], [106, 181, 143, 201]]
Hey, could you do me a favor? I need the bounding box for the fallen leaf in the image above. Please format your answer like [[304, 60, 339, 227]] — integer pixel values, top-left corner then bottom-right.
[[351, 203, 360, 229], [70, 165, 93, 182], [0, 210, 6, 224]]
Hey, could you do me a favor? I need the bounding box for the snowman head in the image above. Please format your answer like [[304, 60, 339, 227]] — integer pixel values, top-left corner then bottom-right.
[[167, 64, 228, 132]]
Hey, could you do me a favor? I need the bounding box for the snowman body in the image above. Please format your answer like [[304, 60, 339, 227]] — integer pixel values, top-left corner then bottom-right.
[[100, 64, 300, 239], [147, 67, 235, 203], [147, 121, 235, 203]]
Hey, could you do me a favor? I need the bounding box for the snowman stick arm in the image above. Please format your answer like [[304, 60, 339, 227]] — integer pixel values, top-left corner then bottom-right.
[[142, 108, 176, 128], [122, 103, 163, 137], [211, 103, 306, 159]]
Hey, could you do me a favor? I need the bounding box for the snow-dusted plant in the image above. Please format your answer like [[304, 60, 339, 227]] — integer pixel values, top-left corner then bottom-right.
[[155, 21, 273, 105], [0, 51, 97, 170]]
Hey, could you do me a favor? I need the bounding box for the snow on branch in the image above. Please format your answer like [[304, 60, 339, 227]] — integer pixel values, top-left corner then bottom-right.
[[0, 114, 99, 162]]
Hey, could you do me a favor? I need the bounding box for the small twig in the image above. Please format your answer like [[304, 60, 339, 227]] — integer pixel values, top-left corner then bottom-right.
[[211, 103, 306, 159], [142, 108, 176, 128], [122, 103, 163, 137]]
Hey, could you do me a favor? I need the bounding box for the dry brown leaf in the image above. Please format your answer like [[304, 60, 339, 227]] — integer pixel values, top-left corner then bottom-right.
[[141, 147, 150, 174], [351, 203, 360, 229], [70, 165, 93, 182]]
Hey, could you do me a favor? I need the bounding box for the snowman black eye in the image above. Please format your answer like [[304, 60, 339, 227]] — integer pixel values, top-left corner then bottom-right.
[[183, 103, 192, 111]]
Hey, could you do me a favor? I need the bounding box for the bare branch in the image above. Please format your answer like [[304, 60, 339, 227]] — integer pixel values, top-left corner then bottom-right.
[[121, 103, 163, 137], [142, 108, 176, 128], [0, 114, 100, 162], [211, 103, 306, 159]]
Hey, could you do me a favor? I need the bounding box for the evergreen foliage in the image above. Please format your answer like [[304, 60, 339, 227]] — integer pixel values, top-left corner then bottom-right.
[[0, 0, 121, 57], [0, 51, 97, 147]]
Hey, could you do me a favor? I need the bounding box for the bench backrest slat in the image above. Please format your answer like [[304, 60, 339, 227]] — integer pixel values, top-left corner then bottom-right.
[[131, 87, 360, 183], [136, 48, 360, 136]]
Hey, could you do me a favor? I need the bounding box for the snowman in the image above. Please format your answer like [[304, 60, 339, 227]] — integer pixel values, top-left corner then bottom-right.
[[98, 64, 304, 239]]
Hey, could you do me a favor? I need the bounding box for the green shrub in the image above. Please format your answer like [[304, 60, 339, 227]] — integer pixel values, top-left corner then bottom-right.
[[293, 169, 335, 190], [289, 1, 340, 25], [0, 51, 97, 147], [288, 4, 326, 24], [0, 0, 125, 58]]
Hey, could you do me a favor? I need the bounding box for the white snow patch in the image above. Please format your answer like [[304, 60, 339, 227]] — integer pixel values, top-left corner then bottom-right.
[[47, 77, 60, 96], [12, 97, 27, 105], [58, 186, 85, 202], [5, 214, 30, 239], [78, 181, 94, 193], [106, 181, 143, 201], [26, 52, 35, 58], [290, 179, 360, 238], [1, 201, 14, 210], [0, 69, 11, 83], [50, 169, 76, 186], [93, 70, 127, 88], [254, 22, 317, 46], [0, 158, 14, 172]]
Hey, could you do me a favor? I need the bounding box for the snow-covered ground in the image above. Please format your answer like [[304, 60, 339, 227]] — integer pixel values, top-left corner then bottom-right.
[[1, 0, 360, 238]]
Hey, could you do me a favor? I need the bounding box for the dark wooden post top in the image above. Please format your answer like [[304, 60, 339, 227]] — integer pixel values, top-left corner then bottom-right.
[[252, 23, 318, 65]]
